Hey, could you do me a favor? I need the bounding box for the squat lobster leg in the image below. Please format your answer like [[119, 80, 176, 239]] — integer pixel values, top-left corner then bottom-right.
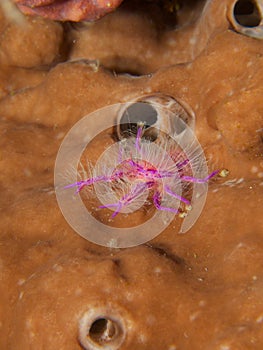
[[99, 202, 123, 218], [181, 170, 219, 184], [65, 175, 112, 192], [100, 182, 149, 218], [153, 192, 180, 214], [164, 185, 191, 205]]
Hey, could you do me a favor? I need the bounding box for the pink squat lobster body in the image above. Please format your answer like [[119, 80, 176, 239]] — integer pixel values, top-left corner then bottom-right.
[[66, 126, 219, 217]]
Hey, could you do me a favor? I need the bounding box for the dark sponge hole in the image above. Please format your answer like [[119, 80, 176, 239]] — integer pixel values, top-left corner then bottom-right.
[[119, 102, 158, 137], [233, 0, 261, 27], [89, 318, 117, 344]]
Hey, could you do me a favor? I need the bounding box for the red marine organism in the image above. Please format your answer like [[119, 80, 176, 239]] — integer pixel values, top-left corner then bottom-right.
[[14, 0, 124, 22]]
